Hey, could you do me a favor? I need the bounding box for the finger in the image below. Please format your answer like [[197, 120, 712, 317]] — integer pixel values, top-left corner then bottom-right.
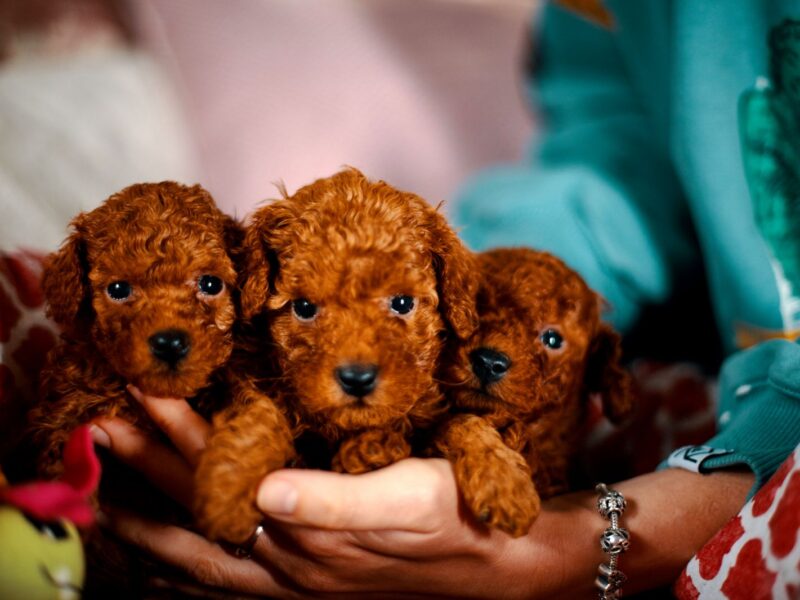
[[257, 458, 457, 532], [127, 385, 211, 466], [92, 417, 195, 508], [104, 509, 291, 597]]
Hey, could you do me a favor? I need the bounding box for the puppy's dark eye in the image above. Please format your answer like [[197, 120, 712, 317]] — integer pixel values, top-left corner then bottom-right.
[[107, 281, 132, 301], [198, 275, 224, 296], [541, 329, 563, 350], [292, 298, 318, 321], [390, 295, 415, 315]]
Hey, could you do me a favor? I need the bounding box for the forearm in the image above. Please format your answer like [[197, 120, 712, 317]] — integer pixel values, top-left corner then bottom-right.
[[504, 468, 753, 599]]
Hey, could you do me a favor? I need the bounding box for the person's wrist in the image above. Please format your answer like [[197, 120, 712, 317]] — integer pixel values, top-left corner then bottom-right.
[[551, 490, 602, 597], [594, 483, 629, 599], [499, 491, 598, 600]]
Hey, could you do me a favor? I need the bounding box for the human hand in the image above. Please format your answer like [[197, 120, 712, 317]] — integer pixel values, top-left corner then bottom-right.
[[93, 388, 753, 599], [90, 387, 577, 599], [90, 387, 294, 596]]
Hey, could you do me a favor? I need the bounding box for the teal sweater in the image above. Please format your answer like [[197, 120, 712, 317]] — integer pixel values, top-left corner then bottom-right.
[[455, 1, 800, 493]]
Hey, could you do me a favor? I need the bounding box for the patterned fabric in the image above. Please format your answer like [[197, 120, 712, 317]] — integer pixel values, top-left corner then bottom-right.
[[0, 250, 58, 458], [581, 361, 718, 483], [674, 446, 800, 599]]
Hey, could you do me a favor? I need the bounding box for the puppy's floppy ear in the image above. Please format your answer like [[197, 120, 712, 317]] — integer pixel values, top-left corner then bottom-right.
[[220, 214, 246, 271], [584, 323, 634, 424], [215, 214, 246, 312], [42, 217, 90, 328], [427, 206, 479, 341], [240, 202, 293, 320], [240, 210, 272, 320], [188, 184, 246, 284]]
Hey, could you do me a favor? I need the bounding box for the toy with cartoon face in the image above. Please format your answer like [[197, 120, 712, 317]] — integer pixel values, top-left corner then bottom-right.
[[0, 506, 84, 599], [0, 426, 98, 599]]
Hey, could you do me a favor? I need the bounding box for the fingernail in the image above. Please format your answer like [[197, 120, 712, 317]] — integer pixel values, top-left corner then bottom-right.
[[126, 384, 143, 402], [257, 479, 298, 515], [89, 424, 111, 448]]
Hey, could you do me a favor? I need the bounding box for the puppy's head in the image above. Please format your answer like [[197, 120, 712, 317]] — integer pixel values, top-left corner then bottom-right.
[[447, 248, 632, 426], [42, 182, 240, 398], [241, 169, 477, 431]]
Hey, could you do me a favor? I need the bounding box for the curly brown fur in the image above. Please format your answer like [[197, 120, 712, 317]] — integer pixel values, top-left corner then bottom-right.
[[196, 168, 478, 543], [436, 413, 540, 537], [436, 247, 634, 537], [11, 182, 244, 597], [195, 379, 297, 544], [23, 181, 241, 479]]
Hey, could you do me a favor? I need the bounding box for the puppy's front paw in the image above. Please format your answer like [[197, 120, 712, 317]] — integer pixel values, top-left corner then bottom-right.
[[194, 433, 288, 544], [195, 468, 263, 545], [456, 444, 540, 538], [194, 390, 296, 544], [332, 429, 410, 474]]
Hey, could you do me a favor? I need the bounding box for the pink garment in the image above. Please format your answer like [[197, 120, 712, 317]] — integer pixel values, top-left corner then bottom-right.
[[132, 0, 535, 217]]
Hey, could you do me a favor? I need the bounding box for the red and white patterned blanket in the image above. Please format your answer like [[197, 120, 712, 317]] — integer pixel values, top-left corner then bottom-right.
[[675, 445, 800, 599], [0, 249, 58, 457]]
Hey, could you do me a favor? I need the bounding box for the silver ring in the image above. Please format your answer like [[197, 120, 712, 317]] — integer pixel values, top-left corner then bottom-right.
[[234, 524, 265, 559]]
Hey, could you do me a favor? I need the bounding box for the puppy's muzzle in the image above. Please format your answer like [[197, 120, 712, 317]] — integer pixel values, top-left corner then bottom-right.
[[335, 364, 379, 398], [470, 347, 511, 385], [149, 329, 191, 367]]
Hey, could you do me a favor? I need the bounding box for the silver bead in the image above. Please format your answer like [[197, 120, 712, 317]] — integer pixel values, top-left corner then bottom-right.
[[600, 527, 630, 554], [595, 564, 625, 600], [598, 563, 627, 587], [597, 489, 626, 518], [595, 579, 624, 599]]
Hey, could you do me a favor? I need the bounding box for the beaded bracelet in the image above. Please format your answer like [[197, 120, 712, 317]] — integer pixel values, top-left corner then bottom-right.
[[595, 483, 630, 599]]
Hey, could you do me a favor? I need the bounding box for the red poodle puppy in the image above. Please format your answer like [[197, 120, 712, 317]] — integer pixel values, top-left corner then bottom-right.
[[24, 181, 241, 478], [196, 168, 479, 544], [436, 247, 634, 537]]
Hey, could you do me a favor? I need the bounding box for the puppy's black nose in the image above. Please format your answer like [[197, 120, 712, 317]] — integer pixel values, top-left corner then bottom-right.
[[335, 364, 378, 397], [149, 329, 190, 366], [470, 347, 511, 385]]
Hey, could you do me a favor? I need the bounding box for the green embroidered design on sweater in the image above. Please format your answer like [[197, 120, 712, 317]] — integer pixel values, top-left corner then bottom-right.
[[740, 19, 800, 332]]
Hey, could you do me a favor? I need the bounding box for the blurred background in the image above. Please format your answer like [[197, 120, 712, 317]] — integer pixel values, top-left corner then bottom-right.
[[0, 0, 537, 251]]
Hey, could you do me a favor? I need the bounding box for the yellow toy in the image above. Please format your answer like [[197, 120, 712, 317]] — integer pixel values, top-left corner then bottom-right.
[[0, 426, 99, 599]]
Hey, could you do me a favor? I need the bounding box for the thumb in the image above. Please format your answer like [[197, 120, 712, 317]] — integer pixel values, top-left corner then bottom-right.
[[256, 458, 456, 532]]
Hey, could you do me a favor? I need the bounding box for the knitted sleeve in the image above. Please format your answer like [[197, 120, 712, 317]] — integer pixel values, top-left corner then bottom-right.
[[454, 4, 697, 332], [665, 340, 800, 497]]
